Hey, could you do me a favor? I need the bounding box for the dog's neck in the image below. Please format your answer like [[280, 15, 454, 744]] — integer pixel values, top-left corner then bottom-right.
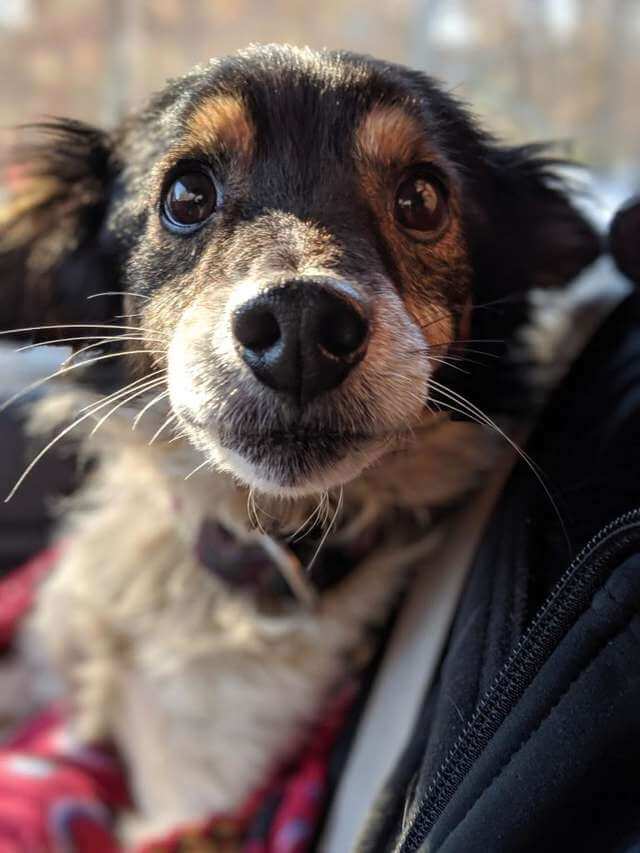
[[168, 417, 495, 533], [140, 413, 499, 608], [32, 387, 499, 610]]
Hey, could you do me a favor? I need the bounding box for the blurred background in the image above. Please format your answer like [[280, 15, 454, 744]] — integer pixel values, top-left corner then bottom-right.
[[1, 0, 638, 216]]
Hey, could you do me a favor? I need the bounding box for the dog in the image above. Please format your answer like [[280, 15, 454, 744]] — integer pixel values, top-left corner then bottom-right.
[[0, 44, 602, 844]]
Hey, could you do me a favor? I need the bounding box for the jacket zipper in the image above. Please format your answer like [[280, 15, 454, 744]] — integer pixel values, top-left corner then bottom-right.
[[397, 507, 640, 853]]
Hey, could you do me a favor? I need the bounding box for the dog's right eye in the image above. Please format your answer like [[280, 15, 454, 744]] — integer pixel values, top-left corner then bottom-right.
[[394, 165, 449, 239], [161, 167, 217, 233]]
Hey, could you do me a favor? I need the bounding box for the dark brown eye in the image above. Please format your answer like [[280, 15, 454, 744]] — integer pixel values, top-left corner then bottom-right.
[[162, 168, 217, 232], [394, 167, 448, 236]]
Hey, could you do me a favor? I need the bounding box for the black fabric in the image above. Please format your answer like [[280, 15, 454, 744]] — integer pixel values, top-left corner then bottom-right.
[[524, 287, 640, 610], [355, 281, 640, 852], [355, 663, 444, 853], [430, 553, 640, 853], [410, 480, 531, 803]]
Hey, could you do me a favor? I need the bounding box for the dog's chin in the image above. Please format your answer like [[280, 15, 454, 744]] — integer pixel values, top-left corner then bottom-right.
[[183, 422, 389, 498]]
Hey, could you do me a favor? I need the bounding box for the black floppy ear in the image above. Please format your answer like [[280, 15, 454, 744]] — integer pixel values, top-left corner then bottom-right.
[[443, 146, 603, 418], [468, 144, 602, 302], [0, 119, 121, 339]]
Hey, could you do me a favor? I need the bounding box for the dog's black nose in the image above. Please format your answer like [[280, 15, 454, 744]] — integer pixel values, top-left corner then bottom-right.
[[232, 281, 369, 403]]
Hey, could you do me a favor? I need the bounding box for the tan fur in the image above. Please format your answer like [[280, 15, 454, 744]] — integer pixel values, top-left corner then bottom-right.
[[0, 178, 61, 250], [355, 105, 435, 169], [182, 94, 254, 163]]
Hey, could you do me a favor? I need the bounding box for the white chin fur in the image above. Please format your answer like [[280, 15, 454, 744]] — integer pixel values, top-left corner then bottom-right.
[[182, 423, 389, 498]]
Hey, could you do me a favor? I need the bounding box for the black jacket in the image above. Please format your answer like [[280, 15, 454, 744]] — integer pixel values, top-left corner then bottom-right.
[[354, 278, 640, 852]]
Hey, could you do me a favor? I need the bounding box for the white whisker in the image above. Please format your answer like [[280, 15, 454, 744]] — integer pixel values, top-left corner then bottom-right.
[[184, 459, 209, 481], [304, 487, 344, 578], [132, 389, 170, 430], [75, 369, 165, 414], [89, 379, 166, 438], [427, 356, 469, 375], [63, 340, 165, 365], [86, 292, 151, 301], [16, 335, 155, 355], [290, 491, 328, 542], [1, 323, 151, 336], [429, 379, 569, 550], [247, 488, 266, 535], [5, 375, 163, 502], [149, 413, 179, 446], [0, 349, 162, 415]]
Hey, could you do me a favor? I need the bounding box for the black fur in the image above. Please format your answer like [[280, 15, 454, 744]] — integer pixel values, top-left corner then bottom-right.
[[0, 120, 121, 337], [0, 46, 600, 406]]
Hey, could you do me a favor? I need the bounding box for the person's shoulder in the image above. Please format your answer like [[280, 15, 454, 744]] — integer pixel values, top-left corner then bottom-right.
[[609, 194, 640, 286]]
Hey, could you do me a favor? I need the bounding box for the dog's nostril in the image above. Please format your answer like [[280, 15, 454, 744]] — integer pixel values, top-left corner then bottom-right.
[[232, 307, 280, 352], [315, 301, 369, 359]]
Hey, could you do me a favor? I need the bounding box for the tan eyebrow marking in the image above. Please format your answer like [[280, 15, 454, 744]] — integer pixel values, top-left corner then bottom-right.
[[353, 103, 468, 351], [182, 94, 254, 161], [354, 104, 433, 167]]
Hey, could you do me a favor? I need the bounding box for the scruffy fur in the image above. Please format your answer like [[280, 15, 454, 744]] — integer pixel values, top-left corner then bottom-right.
[[0, 45, 602, 844], [27, 396, 488, 841]]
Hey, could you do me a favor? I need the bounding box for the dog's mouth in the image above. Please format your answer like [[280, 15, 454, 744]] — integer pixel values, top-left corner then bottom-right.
[[216, 422, 383, 486], [179, 409, 377, 446], [220, 427, 375, 451], [175, 402, 399, 494]]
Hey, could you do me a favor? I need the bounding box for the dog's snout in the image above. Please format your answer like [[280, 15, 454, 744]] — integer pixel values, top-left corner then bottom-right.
[[232, 281, 369, 403]]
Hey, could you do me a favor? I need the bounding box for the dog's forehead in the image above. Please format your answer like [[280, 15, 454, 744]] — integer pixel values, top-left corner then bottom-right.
[[166, 49, 432, 167]]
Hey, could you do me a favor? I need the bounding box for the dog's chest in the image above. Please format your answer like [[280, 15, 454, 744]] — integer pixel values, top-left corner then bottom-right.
[[30, 445, 448, 841]]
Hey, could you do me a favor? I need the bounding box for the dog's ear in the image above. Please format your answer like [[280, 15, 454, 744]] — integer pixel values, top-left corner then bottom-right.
[[468, 144, 602, 302], [444, 145, 603, 418], [0, 119, 121, 340]]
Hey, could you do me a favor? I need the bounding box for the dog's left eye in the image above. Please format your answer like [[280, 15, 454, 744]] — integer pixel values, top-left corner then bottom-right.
[[394, 166, 448, 236], [162, 167, 217, 233]]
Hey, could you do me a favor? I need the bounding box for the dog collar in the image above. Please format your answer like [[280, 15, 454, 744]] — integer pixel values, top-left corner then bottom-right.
[[195, 517, 382, 606]]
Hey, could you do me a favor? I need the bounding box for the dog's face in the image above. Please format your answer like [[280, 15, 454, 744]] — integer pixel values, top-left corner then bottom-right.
[[0, 46, 599, 498], [133, 50, 473, 495]]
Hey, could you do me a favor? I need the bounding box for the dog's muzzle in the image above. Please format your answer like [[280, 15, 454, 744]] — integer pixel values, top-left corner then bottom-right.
[[231, 279, 369, 404]]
